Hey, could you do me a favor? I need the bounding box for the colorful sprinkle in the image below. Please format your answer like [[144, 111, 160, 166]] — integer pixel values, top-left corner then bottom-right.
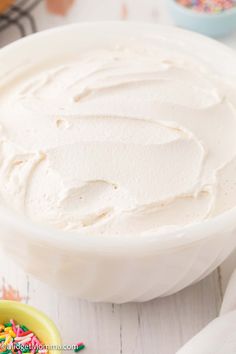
[[20, 327, 28, 333], [176, 0, 236, 13], [0, 320, 47, 354], [74, 342, 85, 352], [4, 324, 12, 328]]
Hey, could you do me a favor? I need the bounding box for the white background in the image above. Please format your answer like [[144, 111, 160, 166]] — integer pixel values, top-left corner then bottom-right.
[[1, 1, 236, 353]]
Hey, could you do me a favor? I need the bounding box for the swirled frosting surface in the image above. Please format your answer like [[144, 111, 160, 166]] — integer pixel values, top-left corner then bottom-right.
[[0, 43, 236, 236]]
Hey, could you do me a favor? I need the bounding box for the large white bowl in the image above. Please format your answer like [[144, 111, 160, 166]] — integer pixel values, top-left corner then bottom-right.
[[1, 23, 236, 303]]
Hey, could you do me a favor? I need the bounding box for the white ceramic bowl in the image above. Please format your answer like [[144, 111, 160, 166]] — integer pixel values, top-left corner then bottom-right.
[[1, 23, 236, 303]]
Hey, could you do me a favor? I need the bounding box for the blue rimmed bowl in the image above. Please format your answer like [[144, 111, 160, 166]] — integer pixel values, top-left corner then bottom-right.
[[167, 0, 236, 37]]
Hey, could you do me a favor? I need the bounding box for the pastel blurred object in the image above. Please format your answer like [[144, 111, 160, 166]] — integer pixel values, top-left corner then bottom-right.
[[176, 0, 236, 13], [46, 0, 75, 16], [0, 0, 15, 13], [167, 0, 236, 37]]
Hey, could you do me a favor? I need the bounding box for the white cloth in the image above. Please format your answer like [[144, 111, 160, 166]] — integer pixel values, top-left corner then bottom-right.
[[177, 269, 236, 354]]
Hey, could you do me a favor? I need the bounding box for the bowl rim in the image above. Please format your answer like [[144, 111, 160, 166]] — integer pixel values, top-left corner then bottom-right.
[[167, 0, 236, 18], [0, 301, 61, 346], [1, 22, 236, 254]]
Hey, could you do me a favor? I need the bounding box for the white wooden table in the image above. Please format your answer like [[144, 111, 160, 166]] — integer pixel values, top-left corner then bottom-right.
[[1, 1, 236, 353]]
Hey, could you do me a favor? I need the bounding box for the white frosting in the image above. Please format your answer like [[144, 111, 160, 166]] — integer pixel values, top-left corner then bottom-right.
[[0, 43, 236, 237]]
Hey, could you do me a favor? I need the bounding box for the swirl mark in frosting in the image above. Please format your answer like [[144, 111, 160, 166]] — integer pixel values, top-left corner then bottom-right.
[[0, 45, 236, 236]]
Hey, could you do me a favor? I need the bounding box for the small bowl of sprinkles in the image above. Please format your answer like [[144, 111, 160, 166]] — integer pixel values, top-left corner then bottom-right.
[[167, 0, 236, 37], [0, 301, 61, 354]]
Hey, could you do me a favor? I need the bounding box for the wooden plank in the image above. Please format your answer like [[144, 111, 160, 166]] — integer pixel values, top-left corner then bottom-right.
[[0, 250, 222, 354], [220, 250, 236, 293]]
